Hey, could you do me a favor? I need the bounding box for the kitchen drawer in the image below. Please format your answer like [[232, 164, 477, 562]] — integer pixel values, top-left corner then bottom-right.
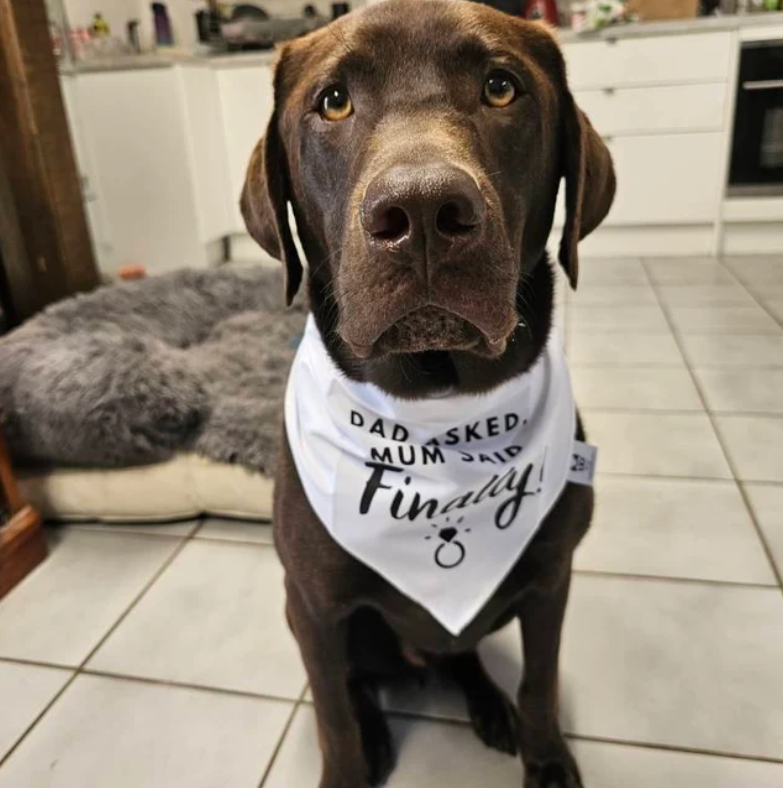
[[574, 83, 728, 136], [563, 32, 733, 90], [604, 132, 725, 225]]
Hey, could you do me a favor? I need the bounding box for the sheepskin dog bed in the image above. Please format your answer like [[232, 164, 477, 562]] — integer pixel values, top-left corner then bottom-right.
[[0, 266, 305, 522]]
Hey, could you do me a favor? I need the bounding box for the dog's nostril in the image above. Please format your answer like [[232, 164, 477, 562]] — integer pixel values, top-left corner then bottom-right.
[[370, 206, 410, 242], [436, 200, 477, 237]]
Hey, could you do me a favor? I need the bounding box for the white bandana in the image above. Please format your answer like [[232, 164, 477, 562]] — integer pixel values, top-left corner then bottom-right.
[[285, 316, 593, 636]]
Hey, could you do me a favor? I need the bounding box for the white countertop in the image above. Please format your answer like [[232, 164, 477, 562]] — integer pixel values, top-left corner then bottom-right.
[[60, 12, 783, 75], [557, 10, 783, 43]]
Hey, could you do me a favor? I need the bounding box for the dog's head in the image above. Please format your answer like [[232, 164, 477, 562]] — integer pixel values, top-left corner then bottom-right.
[[242, 0, 614, 394]]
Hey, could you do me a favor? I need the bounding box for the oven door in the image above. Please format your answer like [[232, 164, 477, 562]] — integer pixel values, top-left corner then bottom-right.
[[729, 40, 783, 196]]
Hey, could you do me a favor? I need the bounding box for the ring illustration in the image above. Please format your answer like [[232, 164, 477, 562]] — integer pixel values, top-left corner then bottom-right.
[[434, 539, 466, 569], [425, 517, 470, 569]]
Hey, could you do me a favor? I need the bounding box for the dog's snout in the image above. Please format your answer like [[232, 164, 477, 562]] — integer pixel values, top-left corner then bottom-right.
[[361, 164, 485, 263]]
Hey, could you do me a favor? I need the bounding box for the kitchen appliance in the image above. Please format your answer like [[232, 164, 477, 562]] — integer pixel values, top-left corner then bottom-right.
[[729, 40, 783, 196], [219, 6, 326, 51]]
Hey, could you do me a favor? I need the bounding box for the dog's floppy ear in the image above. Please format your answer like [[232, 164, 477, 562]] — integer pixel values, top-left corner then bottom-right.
[[558, 93, 616, 289], [240, 111, 302, 306]]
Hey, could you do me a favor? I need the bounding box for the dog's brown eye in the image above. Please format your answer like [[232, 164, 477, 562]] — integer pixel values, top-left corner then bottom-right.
[[483, 72, 517, 108], [319, 86, 353, 121]]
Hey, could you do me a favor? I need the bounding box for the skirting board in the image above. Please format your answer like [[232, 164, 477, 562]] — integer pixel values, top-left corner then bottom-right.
[[549, 224, 716, 258], [232, 223, 783, 263], [722, 223, 783, 255]]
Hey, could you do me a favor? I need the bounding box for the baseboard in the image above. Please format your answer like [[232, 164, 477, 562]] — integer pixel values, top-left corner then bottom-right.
[[549, 224, 716, 258], [721, 223, 783, 255], [228, 233, 281, 266]]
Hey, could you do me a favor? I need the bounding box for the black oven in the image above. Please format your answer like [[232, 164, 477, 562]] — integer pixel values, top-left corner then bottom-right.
[[729, 40, 783, 196]]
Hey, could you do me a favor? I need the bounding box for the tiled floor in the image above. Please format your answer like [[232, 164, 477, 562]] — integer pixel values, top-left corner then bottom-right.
[[2, 255, 783, 787]]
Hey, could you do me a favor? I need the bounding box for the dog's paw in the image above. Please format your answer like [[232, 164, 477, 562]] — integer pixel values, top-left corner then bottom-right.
[[524, 758, 583, 788], [467, 687, 519, 756]]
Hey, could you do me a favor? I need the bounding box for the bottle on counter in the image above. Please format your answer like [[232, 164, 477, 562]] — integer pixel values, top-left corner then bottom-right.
[[152, 2, 174, 47]]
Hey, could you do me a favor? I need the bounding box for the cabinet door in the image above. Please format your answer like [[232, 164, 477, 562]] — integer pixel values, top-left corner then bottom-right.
[[574, 83, 728, 137], [217, 65, 275, 233], [563, 33, 733, 90], [75, 69, 206, 272], [553, 132, 725, 227], [605, 133, 725, 225]]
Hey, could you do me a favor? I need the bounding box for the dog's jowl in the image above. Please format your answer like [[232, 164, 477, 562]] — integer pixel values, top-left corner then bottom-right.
[[241, 1, 615, 786]]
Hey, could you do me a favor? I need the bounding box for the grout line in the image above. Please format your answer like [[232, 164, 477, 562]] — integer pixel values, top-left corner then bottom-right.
[[0, 530, 195, 769], [0, 655, 74, 671], [81, 668, 304, 705], [190, 534, 275, 548], [572, 568, 778, 591], [595, 469, 783, 485], [0, 671, 80, 771], [582, 406, 783, 419], [257, 684, 311, 787], [641, 258, 783, 596], [564, 732, 783, 766]]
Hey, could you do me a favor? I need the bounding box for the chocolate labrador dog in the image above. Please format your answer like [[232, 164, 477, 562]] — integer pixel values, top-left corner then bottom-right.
[[241, 1, 614, 786]]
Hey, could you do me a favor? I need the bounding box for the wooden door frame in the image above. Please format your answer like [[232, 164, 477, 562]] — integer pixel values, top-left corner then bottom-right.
[[0, 0, 98, 326]]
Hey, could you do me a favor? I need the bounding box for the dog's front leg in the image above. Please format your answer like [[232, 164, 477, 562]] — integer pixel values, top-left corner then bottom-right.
[[285, 580, 371, 788], [517, 573, 583, 788]]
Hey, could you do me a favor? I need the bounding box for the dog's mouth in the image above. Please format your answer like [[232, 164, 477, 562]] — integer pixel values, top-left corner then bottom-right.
[[354, 306, 511, 359]]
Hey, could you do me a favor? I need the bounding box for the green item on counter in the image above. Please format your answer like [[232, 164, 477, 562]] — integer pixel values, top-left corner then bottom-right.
[[91, 13, 110, 37], [763, 0, 780, 10]]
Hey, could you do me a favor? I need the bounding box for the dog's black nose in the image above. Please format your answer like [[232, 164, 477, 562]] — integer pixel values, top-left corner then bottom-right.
[[361, 164, 485, 269]]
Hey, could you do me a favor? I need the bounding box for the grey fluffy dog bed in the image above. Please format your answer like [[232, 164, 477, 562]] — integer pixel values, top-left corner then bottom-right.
[[0, 266, 305, 475]]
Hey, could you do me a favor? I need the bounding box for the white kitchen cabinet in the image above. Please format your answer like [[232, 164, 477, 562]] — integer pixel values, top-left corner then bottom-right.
[[59, 73, 112, 268], [216, 65, 276, 234], [70, 65, 230, 274], [563, 32, 733, 90], [603, 133, 724, 225], [574, 83, 727, 137]]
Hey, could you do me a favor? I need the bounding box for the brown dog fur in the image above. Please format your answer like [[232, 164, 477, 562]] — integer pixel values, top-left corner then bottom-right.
[[241, 1, 615, 786]]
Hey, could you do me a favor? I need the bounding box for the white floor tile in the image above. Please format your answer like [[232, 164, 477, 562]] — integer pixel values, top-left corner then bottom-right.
[[678, 334, 783, 367], [645, 259, 737, 285], [0, 675, 292, 788], [0, 530, 180, 666], [572, 739, 783, 788], [572, 367, 702, 411], [575, 477, 776, 584], [88, 541, 306, 699], [666, 304, 781, 335], [0, 662, 72, 760], [264, 705, 524, 788], [570, 305, 670, 334], [567, 332, 684, 366], [764, 298, 783, 323], [744, 484, 783, 579], [694, 369, 783, 414], [714, 416, 783, 482], [562, 575, 783, 759], [584, 412, 732, 479], [196, 517, 273, 544], [656, 283, 754, 306], [724, 256, 783, 285]]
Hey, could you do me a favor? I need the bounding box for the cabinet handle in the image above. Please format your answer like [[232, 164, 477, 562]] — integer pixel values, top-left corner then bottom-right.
[[603, 135, 614, 144], [605, 36, 618, 45], [742, 79, 783, 91], [603, 87, 616, 96]]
